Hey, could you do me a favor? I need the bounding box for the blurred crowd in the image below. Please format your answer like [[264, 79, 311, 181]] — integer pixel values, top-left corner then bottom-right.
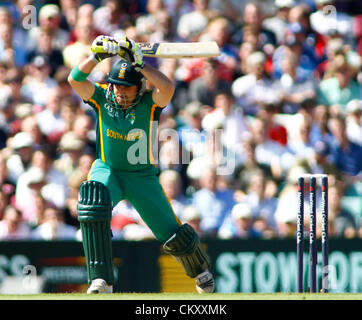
[[0, 0, 361, 241]]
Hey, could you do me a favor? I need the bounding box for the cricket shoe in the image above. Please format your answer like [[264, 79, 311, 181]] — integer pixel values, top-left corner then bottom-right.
[[196, 270, 215, 293], [87, 278, 113, 294]]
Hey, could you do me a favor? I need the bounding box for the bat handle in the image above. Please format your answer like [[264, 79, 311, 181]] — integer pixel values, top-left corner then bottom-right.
[[118, 46, 135, 63]]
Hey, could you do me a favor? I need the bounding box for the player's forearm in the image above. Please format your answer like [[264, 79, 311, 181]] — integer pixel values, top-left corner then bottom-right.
[[78, 56, 99, 74], [140, 64, 175, 94], [68, 56, 97, 83], [68, 56, 97, 101]]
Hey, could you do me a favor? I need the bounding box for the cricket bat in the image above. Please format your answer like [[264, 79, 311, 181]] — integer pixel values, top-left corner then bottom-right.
[[137, 41, 220, 58]]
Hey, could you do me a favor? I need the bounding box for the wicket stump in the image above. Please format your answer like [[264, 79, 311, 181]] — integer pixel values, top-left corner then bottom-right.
[[296, 174, 329, 293]]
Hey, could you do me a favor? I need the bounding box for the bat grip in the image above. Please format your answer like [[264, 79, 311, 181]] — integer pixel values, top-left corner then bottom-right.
[[118, 46, 135, 63]]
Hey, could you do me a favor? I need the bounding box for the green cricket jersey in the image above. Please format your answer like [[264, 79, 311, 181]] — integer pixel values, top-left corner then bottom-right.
[[85, 83, 162, 173]]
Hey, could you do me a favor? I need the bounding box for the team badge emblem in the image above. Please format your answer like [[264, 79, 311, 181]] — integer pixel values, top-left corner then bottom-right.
[[118, 62, 128, 79]]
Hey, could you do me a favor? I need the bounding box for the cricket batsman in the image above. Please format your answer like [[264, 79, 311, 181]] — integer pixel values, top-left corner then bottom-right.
[[67, 35, 214, 294]]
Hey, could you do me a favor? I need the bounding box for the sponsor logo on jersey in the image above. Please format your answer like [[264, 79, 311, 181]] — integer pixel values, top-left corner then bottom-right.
[[105, 103, 119, 117]]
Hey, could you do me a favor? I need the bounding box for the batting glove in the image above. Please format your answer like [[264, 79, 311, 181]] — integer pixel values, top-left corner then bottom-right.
[[131, 42, 145, 72], [116, 35, 145, 72], [90, 35, 121, 63]]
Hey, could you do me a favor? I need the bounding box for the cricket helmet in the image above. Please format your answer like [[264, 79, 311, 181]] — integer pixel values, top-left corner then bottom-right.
[[106, 59, 146, 110]]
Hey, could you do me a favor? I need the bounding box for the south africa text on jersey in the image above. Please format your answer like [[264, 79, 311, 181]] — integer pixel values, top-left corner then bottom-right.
[[106, 128, 145, 141]]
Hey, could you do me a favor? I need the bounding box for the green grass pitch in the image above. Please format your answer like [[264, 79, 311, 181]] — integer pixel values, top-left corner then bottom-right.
[[0, 293, 362, 300]]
